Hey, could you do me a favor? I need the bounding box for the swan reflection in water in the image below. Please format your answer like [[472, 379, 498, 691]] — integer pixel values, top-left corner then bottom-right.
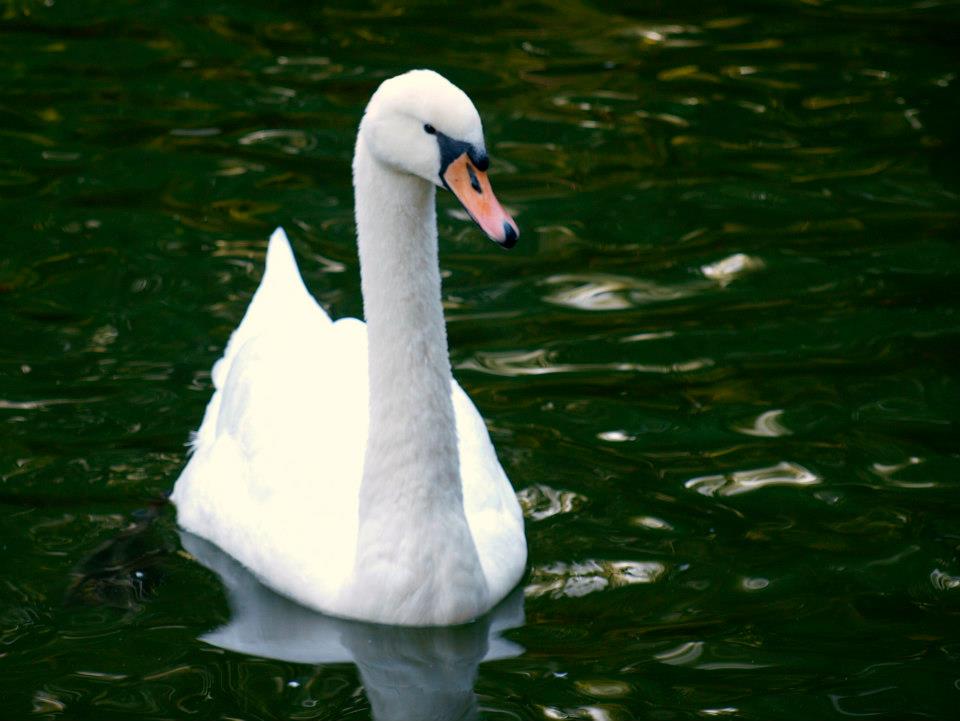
[[180, 531, 525, 721]]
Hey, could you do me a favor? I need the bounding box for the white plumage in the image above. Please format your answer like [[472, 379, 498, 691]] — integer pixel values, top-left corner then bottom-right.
[[171, 70, 527, 626]]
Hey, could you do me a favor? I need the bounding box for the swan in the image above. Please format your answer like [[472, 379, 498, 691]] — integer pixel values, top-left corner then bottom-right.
[[171, 69, 527, 627]]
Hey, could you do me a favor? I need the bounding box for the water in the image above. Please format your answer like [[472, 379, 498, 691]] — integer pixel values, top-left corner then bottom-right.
[[2, 1, 959, 718]]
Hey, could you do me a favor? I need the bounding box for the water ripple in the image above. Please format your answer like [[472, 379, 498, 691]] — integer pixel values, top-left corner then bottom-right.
[[237, 129, 316, 155], [0, 397, 104, 410], [526, 560, 666, 599], [870, 457, 932, 489], [655, 640, 704, 666], [734, 409, 791, 437], [655, 641, 773, 671], [930, 569, 960, 591], [458, 348, 712, 377], [685, 461, 820, 497], [541, 273, 698, 311], [518, 484, 587, 522], [597, 430, 635, 442], [700, 253, 764, 286]]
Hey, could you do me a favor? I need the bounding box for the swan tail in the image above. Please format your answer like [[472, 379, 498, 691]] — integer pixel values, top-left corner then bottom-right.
[[210, 227, 331, 390], [263, 227, 303, 290]]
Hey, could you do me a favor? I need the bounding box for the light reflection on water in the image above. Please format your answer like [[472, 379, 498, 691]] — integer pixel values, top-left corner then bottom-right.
[[684, 461, 820, 497], [458, 348, 714, 376], [526, 559, 666, 600], [541, 272, 700, 310], [733, 409, 791, 438], [518, 483, 587, 522]]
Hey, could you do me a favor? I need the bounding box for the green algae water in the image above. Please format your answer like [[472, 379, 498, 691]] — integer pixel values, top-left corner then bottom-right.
[[2, 1, 959, 718]]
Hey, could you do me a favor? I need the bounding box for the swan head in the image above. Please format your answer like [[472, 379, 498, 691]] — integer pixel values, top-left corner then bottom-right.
[[358, 69, 519, 248]]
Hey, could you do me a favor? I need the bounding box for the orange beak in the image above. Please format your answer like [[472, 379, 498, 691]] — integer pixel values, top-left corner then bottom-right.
[[442, 153, 519, 248]]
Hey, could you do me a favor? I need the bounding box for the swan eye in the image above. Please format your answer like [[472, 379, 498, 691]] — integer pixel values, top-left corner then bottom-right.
[[423, 123, 436, 135]]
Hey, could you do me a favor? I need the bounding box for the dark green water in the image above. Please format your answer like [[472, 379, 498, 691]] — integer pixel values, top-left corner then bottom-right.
[[2, 1, 959, 718]]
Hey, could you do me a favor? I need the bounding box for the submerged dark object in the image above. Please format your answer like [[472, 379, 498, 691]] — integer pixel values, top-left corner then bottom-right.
[[66, 499, 173, 612]]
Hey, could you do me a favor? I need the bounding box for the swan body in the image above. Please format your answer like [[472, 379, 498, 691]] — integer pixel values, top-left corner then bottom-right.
[[171, 70, 526, 626]]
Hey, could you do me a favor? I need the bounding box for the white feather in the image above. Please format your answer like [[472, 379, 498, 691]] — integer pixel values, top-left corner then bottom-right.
[[171, 70, 526, 626]]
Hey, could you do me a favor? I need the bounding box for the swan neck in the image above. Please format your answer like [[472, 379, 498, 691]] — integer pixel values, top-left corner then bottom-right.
[[354, 136, 457, 482], [353, 136, 460, 502], [350, 137, 487, 623]]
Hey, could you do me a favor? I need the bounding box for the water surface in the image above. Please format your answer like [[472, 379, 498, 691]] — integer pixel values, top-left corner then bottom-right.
[[2, 1, 959, 719]]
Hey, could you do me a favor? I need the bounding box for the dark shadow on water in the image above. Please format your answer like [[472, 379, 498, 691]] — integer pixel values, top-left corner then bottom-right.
[[66, 499, 173, 615], [179, 531, 525, 721]]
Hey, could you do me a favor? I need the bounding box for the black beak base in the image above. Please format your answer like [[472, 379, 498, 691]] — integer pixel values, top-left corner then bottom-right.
[[498, 222, 518, 249]]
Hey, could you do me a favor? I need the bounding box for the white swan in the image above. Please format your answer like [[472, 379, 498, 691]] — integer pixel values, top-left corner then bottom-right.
[[171, 69, 527, 627]]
